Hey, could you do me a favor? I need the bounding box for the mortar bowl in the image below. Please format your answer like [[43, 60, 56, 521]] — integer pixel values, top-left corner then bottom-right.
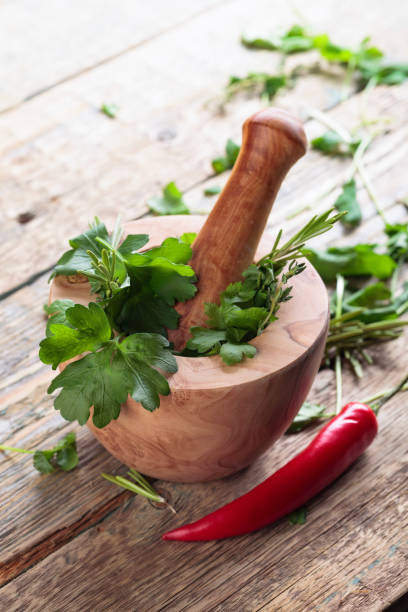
[[50, 215, 329, 482]]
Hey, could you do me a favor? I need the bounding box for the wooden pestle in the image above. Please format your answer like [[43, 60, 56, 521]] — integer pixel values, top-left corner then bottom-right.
[[169, 108, 307, 351]]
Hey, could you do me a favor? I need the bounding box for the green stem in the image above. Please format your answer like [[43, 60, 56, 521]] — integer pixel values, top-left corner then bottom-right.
[[362, 383, 408, 406], [335, 274, 344, 414], [335, 353, 342, 415], [370, 373, 408, 415], [0, 445, 34, 454]]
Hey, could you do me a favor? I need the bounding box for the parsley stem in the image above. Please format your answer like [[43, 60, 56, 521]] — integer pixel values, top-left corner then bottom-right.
[[335, 275, 344, 414], [0, 445, 35, 454]]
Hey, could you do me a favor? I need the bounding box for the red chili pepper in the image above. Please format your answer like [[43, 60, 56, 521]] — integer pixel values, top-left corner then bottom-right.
[[162, 402, 377, 541]]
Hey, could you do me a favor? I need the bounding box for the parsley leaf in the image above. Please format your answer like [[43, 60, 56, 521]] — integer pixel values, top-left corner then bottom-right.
[[302, 244, 396, 283], [48, 334, 177, 427], [385, 223, 408, 261], [219, 342, 256, 365], [187, 328, 227, 353], [147, 182, 190, 215], [286, 402, 328, 433], [101, 103, 119, 118], [204, 185, 221, 196], [226, 73, 287, 103], [311, 131, 360, 157], [211, 139, 241, 174], [0, 432, 78, 474], [241, 25, 314, 54], [39, 302, 112, 369], [333, 179, 362, 227], [44, 300, 75, 336]]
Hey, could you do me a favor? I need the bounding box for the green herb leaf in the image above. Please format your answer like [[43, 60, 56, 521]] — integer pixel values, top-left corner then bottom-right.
[[385, 223, 408, 261], [32, 433, 78, 473], [44, 300, 76, 336], [241, 25, 314, 54], [302, 244, 396, 283], [48, 334, 176, 427], [39, 303, 112, 369], [48, 343, 132, 427], [147, 182, 190, 216], [311, 131, 360, 157], [286, 402, 328, 433], [211, 139, 240, 174], [219, 342, 256, 365], [333, 179, 362, 227], [117, 234, 149, 256], [204, 186, 222, 196], [187, 328, 227, 353], [288, 506, 307, 525], [101, 103, 119, 118], [33, 451, 55, 474]]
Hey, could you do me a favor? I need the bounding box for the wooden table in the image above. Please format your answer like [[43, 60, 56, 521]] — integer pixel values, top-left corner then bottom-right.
[[1, 1, 408, 610]]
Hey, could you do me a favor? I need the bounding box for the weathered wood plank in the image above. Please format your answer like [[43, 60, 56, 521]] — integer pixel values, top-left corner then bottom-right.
[[0, 352, 406, 610], [0, 0, 223, 112], [1, 82, 408, 295], [1, 0, 408, 292]]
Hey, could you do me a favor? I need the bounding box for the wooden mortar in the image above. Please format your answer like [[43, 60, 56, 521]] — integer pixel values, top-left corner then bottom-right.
[[51, 215, 328, 482], [49, 109, 329, 482]]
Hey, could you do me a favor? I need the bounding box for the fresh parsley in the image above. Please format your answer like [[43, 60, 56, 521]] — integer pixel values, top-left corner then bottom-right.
[[333, 179, 362, 227], [186, 210, 342, 364], [211, 139, 241, 174], [147, 182, 190, 215], [43, 221, 198, 427], [101, 103, 119, 118], [0, 432, 78, 474]]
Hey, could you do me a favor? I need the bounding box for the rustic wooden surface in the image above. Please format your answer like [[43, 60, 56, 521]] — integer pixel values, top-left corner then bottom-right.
[[1, 0, 408, 610]]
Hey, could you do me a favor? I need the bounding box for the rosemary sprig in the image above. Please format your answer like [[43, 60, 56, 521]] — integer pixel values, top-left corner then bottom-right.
[[102, 469, 176, 513]]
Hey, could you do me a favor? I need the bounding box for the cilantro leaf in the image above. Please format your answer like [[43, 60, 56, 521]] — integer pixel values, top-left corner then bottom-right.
[[286, 402, 328, 433], [302, 244, 396, 283], [147, 182, 190, 215], [39, 303, 112, 369], [219, 342, 256, 365], [44, 300, 75, 336], [212, 139, 240, 174], [333, 179, 362, 227]]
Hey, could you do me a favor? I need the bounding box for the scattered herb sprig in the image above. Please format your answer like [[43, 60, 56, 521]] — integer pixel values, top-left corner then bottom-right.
[[0, 432, 78, 474], [102, 468, 176, 513]]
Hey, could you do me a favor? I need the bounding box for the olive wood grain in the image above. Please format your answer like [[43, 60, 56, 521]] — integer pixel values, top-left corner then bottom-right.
[[50, 215, 329, 482], [169, 108, 307, 350]]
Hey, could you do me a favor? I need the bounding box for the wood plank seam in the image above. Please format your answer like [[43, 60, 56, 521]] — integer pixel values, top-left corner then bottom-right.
[[0, 490, 131, 588], [162, 474, 406, 611], [0, 0, 235, 118]]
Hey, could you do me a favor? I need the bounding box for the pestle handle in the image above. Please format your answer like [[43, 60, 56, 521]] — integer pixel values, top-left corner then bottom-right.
[[169, 108, 307, 351]]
